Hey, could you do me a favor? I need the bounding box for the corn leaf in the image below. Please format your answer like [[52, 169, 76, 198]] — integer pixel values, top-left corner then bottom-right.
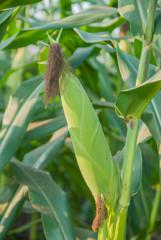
[[118, 0, 149, 36], [0, 8, 15, 24], [21, 6, 118, 29], [116, 70, 161, 119], [23, 116, 66, 142], [0, 131, 66, 238], [0, 0, 42, 10], [0, 33, 19, 50], [118, 0, 161, 37], [74, 227, 97, 240], [0, 185, 28, 239], [11, 159, 75, 240], [0, 75, 44, 172], [116, 46, 161, 148], [23, 130, 68, 169], [5, 29, 53, 49], [74, 28, 115, 43], [115, 146, 142, 195]]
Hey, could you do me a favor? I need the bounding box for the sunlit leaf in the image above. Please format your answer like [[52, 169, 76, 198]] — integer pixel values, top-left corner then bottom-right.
[[118, 0, 149, 36], [116, 70, 161, 119], [20, 6, 118, 29], [0, 75, 44, 172], [116, 46, 161, 147], [23, 116, 66, 142]]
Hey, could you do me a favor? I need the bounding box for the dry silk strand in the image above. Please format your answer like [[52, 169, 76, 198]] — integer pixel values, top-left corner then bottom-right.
[[44, 43, 64, 106], [92, 194, 108, 232]]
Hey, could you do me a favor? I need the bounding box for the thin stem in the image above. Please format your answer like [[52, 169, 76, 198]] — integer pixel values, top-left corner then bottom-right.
[[120, 119, 139, 202], [114, 118, 139, 240], [136, 0, 157, 86], [136, 44, 152, 85], [145, 0, 157, 44], [114, 1, 157, 239], [30, 213, 38, 240], [146, 184, 161, 240]]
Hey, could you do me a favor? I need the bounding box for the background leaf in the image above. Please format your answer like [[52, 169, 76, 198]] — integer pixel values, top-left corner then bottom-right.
[[21, 6, 118, 29], [0, 0, 42, 10], [11, 159, 75, 240], [0, 75, 43, 172]]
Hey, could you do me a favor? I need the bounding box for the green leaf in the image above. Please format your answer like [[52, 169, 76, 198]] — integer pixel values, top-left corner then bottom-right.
[[69, 44, 114, 70], [0, 8, 15, 24], [153, 36, 161, 67], [115, 145, 142, 195], [5, 29, 53, 49], [0, 185, 28, 239], [11, 159, 75, 240], [0, 75, 44, 172], [42, 214, 64, 240], [74, 28, 131, 44], [74, 28, 115, 43], [61, 73, 119, 208], [0, 0, 42, 10], [0, 130, 66, 238], [118, 0, 149, 36], [0, 177, 18, 216], [69, 46, 94, 69], [23, 129, 68, 169], [116, 45, 157, 88], [130, 146, 142, 195], [74, 227, 97, 240], [116, 46, 161, 147], [115, 70, 161, 119], [118, 0, 161, 37], [141, 111, 160, 149], [20, 6, 118, 30], [87, 16, 125, 33], [152, 5, 161, 35], [0, 61, 37, 89], [140, 142, 160, 185], [134, 38, 158, 66], [0, 33, 19, 50], [0, 8, 16, 42], [92, 100, 115, 110], [23, 116, 66, 142]]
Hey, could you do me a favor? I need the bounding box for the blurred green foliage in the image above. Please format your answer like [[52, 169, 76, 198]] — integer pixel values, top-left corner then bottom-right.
[[0, 0, 161, 239]]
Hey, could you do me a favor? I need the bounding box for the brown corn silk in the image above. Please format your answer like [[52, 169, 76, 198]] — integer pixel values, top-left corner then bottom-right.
[[44, 43, 64, 105], [92, 195, 108, 232]]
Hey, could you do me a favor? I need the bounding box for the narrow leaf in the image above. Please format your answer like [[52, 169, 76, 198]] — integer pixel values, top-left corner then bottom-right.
[[0, 75, 44, 172], [11, 159, 75, 240], [118, 0, 149, 36], [0, 0, 42, 10], [23, 116, 66, 142], [23, 129, 68, 169], [21, 6, 118, 30]]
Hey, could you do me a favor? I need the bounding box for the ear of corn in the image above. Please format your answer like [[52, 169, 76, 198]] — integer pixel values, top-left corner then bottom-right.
[[61, 73, 119, 209]]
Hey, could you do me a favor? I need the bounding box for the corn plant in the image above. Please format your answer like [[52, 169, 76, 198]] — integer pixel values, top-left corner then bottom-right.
[[0, 0, 161, 240]]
